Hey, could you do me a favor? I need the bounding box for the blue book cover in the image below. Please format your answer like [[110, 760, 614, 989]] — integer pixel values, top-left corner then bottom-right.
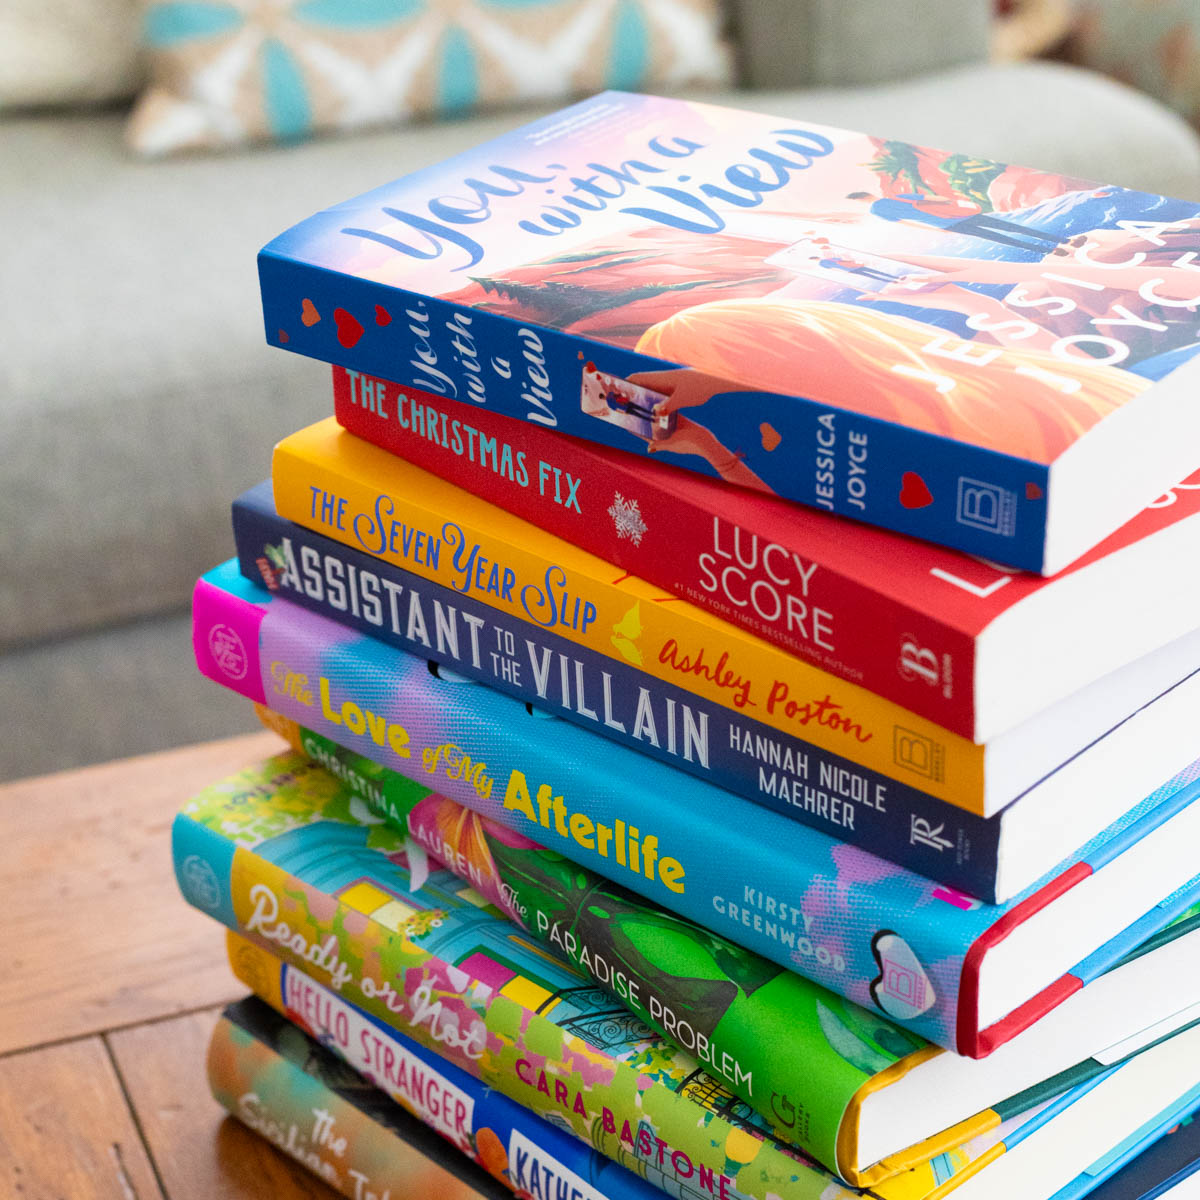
[[1086, 1113, 1200, 1200], [232, 479, 1011, 898], [257, 91, 1200, 573], [192, 559, 1200, 1055], [1051, 1083, 1200, 1200]]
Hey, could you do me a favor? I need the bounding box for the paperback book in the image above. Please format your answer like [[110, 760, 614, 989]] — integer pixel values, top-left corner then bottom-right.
[[256, 705, 1200, 1188], [257, 91, 1200, 573], [191, 560, 1200, 1054], [332, 366, 1200, 743], [272, 418, 1200, 820]]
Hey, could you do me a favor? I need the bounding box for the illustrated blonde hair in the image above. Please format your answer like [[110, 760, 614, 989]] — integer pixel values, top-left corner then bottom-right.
[[636, 298, 1149, 461]]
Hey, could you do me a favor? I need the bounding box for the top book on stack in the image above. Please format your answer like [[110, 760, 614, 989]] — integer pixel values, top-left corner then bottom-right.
[[257, 91, 1200, 575]]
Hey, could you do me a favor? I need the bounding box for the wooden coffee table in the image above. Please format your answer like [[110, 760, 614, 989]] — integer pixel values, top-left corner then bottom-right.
[[0, 733, 493, 1200]]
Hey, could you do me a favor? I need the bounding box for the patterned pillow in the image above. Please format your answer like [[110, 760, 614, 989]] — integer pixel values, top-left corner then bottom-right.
[[125, 0, 731, 155]]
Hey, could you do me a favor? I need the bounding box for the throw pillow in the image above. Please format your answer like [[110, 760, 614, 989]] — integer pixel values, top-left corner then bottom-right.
[[125, 0, 731, 156], [1, 0, 145, 109]]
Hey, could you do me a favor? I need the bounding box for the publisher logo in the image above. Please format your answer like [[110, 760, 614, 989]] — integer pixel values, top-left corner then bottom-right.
[[208, 623, 248, 681], [956, 478, 1016, 537], [910, 816, 953, 852], [893, 728, 945, 782], [899, 638, 940, 687], [180, 855, 221, 910]]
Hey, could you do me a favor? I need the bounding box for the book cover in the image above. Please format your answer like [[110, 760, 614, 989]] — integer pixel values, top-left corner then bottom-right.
[[1087, 1113, 1200, 1200], [175, 752, 975, 1200], [233, 480, 1012, 897], [218, 949, 662, 1200], [191, 560, 1200, 1055], [332, 366, 1200, 743], [258, 91, 1200, 573]]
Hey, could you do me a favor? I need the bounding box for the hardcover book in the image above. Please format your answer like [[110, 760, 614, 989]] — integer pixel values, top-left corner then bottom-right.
[[236, 479, 1200, 902], [257, 91, 1200, 573], [176, 753, 970, 1200], [1087, 1113, 1200, 1200], [212, 987, 1200, 1200], [214, 959, 660, 1200], [235, 477, 1200, 901], [271, 418, 1200, 821], [191, 560, 1200, 1055], [332, 366, 1200, 743], [253, 710, 1200, 1188]]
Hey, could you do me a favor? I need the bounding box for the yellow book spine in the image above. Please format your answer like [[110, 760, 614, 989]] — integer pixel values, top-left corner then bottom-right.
[[272, 418, 986, 812]]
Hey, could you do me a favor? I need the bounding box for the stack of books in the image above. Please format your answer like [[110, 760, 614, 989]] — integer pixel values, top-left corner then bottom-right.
[[177, 91, 1200, 1200]]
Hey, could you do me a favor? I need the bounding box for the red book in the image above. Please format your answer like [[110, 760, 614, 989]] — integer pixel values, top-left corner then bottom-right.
[[333, 365, 1200, 742]]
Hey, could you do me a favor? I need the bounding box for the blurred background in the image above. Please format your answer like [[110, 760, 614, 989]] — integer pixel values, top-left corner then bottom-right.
[[2, 0, 1197, 782]]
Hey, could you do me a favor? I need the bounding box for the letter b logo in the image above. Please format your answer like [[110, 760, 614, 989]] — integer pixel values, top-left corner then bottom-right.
[[899, 638, 940, 687]]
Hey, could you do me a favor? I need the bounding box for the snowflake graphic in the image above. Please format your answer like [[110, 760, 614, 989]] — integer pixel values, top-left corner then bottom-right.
[[607, 492, 647, 545]]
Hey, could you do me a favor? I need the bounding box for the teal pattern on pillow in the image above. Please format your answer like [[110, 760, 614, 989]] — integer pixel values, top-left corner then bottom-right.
[[127, 0, 731, 155]]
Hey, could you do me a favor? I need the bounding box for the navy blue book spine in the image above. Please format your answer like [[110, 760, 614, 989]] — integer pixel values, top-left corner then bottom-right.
[[233, 481, 1002, 897]]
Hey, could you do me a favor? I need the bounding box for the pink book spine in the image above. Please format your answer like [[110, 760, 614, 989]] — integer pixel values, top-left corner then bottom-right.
[[332, 365, 979, 738]]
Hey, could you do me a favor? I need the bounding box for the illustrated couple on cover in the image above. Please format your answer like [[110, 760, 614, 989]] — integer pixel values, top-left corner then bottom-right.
[[611, 188, 1200, 480], [446, 146, 1200, 479]]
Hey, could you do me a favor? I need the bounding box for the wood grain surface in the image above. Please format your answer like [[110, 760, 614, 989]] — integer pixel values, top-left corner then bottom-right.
[[0, 733, 424, 1200], [0, 732, 276, 1056]]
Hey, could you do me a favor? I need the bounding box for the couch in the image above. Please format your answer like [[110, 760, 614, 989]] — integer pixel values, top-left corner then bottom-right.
[[4, 0, 1200, 781]]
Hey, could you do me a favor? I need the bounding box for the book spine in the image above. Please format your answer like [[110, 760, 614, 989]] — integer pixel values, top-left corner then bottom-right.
[[332, 366, 981, 738], [208, 1004, 499, 1200], [172, 794, 833, 1200], [233, 486, 1004, 897], [256, 708, 932, 1184], [192, 564, 975, 1052], [271, 421, 991, 814], [222, 941, 665, 1200], [258, 251, 1052, 572]]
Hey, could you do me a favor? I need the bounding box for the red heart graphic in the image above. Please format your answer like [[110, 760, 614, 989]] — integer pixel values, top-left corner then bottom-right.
[[899, 472, 933, 509], [300, 298, 320, 327], [1025, 481, 1043, 500], [375, 304, 392, 326], [334, 307, 364, 348], [278, 329, 289, 344]]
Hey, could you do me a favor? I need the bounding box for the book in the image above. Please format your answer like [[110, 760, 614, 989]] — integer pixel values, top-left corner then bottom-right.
[[229, 936, 1200, 1200], [271, 417, 1200, 822], [215, 952, 662, 1200], [175, 752, 976, 1200], [208, 995, 576, 1200], [944, 1027, 1200, 1200], [254, 706, 1200, 1188], [233, 477, 1188, 902], [1087, 1113, 1200, 1200], [191, 559, 1200, 1055], [256, 91, 1200, 574], [212, 984, 1200, 1200], [332, 365, 1200, 744]]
